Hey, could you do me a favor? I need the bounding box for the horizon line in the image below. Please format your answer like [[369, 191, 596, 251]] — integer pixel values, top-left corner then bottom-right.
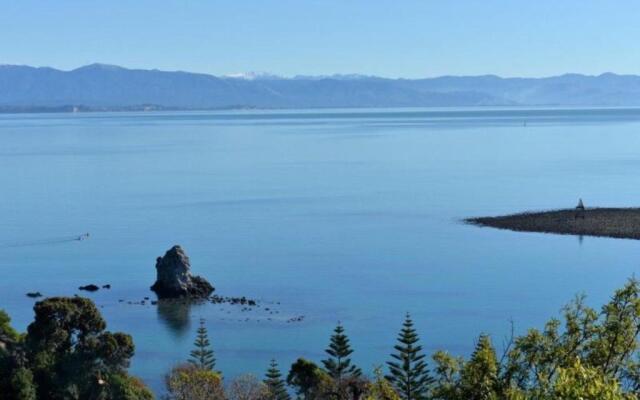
[[0, 62, 635, 81]]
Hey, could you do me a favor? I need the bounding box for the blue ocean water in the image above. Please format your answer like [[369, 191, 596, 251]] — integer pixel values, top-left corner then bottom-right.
[[2, 107, 640, 392]]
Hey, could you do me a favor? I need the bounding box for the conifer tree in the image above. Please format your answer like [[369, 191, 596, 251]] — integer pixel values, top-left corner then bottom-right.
[[264, 359, 291, 400], [386, 314, 433, 400], [322, 323, 362, 380], [189, 318, 216, 371], [460, 334, 499, 400]]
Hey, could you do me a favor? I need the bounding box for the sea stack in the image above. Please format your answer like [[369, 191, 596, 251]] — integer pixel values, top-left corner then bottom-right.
[[150, 245, 214, 299]]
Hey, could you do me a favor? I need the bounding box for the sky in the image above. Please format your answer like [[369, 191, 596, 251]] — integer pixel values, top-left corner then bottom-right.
[[1, 1, 639, 78]]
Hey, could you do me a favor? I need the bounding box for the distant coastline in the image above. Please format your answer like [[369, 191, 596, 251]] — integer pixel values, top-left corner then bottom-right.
[[4, 104, 640, 116], [0, 104, 264, 114], [3, 63, 640, 112]]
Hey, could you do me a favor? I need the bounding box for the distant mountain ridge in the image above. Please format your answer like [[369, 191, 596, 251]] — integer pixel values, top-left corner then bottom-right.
[[2, 64, 640, 111]]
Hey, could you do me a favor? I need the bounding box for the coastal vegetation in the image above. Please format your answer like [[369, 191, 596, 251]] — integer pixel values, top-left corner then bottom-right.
[[3, 279, 640, 399], [0, 297, 153, 400]]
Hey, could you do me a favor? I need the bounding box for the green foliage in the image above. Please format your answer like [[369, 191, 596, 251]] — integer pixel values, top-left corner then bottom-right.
[[322, 324, 362, 380], [587, 279, 640, 375], [287, 358, 332, 399], [500, 278, 640, 397], [386, 314, 433, 400], [0, 309, 19, 342], [165, 363, 225, 400], [431, 351, 463, 400], [459, 334, 499, 400], [9, 367, 37, 400], [189, 318, 216, 371], [552, 358, 629, 400], [365, 367, 401, 400], [25, 297, 138, 398], [264, 359, 291, 400], [0, 297, 152, 400], [108, 374, 155, 400], [287, 358, 319, 398]]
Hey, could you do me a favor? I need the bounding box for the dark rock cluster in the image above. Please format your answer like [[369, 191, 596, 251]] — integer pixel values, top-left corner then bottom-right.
[[211, 294, 256, 306]]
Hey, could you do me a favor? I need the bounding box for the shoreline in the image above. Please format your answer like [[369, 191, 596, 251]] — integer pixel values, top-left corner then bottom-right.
[[465, 207, 640, 240]]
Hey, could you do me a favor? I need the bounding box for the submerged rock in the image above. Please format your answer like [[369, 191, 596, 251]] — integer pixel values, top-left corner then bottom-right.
[[78, 284, 100, 292], [150, 245, 214, 299], [26, 292, 42, 298]]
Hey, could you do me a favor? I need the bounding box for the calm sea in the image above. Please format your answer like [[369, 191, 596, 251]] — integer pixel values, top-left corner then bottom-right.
[[2, 108, 640, 392]]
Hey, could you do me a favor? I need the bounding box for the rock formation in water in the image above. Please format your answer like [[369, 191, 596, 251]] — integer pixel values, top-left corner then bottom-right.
[[150, 245, 214, 299], [78, 284, 100, 292]]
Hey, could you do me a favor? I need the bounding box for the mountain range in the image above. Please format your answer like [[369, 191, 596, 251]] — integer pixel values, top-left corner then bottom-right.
[[2, 63, 640, 111]]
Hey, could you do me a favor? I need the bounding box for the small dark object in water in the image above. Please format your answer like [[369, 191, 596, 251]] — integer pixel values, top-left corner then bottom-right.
[[151, 300, 158, 305], [26, 292, 42, 298], [77, 232, 90, 241], [78, 284, 100, 292], [102, 284, 111, 289], [286, 315, 305, 323]]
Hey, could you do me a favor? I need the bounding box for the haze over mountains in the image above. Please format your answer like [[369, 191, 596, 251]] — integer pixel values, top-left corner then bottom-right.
[[2, 63, 640, 111]]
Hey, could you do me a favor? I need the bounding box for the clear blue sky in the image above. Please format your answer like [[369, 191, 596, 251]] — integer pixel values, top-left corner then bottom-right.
[[1, 0, 639, 78]]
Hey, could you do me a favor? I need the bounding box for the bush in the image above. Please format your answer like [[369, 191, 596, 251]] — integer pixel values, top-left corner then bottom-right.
[[165, 363, 225, 400], [108, 374, 155, 400], [227, 374, 269, 400], [0, 299, 152, 400]]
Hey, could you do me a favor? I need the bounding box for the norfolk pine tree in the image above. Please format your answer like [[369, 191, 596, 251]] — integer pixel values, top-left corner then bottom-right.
[[264, 359, 291, 400], [386, 314, 433, 400], [189, 318, 216, 371], [322, 323, 362, 380]]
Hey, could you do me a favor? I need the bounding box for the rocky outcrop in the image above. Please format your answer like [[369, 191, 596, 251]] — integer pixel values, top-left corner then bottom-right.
[[150, 245, 214, 299]]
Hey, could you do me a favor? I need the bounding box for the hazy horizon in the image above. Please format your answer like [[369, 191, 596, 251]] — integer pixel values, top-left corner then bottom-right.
[[2, 61, 637, 80]]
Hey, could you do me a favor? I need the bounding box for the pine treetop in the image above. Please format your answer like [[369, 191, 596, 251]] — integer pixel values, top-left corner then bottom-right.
[[264, 359, 291, 400], [386, 314, 433, 400], [266, 359, 282, 380], [460, 334, 499, 399], [188, 318, 216, 371], [322, 323, 362, 379]]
